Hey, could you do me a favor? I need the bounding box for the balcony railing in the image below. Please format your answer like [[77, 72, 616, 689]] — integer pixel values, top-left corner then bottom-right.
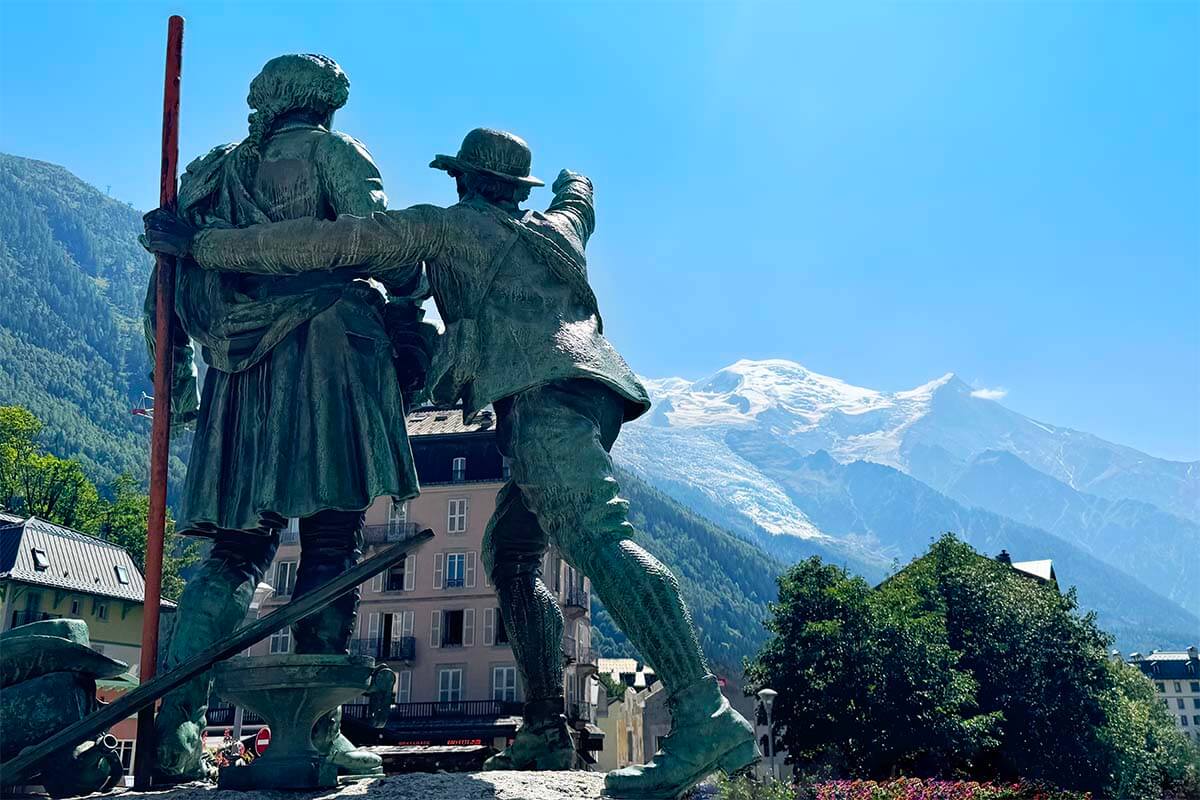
[[351, 636, 416, 662], [444, 576, 465, 589], [362, 523, 419, 547], [10, 610, 60, 628], [569, 701, 596, 723], [343, 699, 522, 722], [563, 587, 589, 612], [206, 704, 264, 727]]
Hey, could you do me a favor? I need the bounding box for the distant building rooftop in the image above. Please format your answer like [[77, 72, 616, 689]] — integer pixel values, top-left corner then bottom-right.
[[405, 405, 497, 438], [0, 514, 175, 607], [1127, 647, 1200, 680]]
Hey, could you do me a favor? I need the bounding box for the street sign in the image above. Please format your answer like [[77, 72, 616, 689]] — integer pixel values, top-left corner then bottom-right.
[[255, 727, 271, 755]]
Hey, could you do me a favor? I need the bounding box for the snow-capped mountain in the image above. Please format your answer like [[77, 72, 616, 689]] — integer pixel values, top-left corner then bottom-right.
[[629, 359, 1199, 522], [613, 359, 1200, 648]]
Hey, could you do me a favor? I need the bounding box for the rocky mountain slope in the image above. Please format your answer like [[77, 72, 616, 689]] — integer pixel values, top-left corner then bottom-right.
[[615, 360, 1199, 649]]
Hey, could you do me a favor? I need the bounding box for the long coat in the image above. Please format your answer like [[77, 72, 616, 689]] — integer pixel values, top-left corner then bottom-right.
[[188, 171, 651, 424], [144, 121, 419, 535]]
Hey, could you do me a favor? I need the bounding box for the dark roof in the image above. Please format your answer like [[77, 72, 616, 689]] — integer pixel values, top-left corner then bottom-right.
[[1129, 649, 1200, 680], [0, 516, 175, 606], [406, 405, 496, 438]]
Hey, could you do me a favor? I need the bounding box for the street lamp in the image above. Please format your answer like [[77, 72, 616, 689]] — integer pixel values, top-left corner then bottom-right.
[[757, 688, 778, 782]]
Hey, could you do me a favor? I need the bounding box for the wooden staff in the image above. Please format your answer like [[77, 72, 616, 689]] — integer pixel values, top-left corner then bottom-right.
[[133, 14, 184, 790]]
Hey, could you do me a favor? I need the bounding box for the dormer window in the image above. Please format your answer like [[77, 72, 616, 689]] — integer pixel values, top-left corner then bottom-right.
[[31, 548, 49, 571], [114, 565, 131, 585], [452, 457, 467, 483]]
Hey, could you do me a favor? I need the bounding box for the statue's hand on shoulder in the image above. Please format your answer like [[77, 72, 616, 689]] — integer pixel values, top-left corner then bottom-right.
[[140, 208, 197, 258]]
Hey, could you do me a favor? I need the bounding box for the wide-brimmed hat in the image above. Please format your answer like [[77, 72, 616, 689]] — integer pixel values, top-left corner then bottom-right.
[[1, 618, 129, 688], [431, 128, 544, 187]]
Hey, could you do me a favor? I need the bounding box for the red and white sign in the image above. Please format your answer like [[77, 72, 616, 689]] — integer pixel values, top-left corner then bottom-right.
[[255, 727, 271, 755]]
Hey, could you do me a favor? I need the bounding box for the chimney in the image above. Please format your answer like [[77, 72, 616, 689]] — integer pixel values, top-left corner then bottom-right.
[[995, 550, 1012, 565], [1188, 646, 1198, 661]]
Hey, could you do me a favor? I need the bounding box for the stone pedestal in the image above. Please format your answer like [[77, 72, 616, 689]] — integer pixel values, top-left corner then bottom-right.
[[212, 654, 378, 790]]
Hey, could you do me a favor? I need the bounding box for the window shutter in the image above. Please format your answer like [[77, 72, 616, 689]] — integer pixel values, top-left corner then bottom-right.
[[396, 669, 411, 703], [430, 610, 441, 648], [463, 608, 475, 647], [466, 552, 477, 588], [433, 553, 444, 589], [371, 572, 383, 593], [483, 608, 495, 645], [463, 497, 470, 529], [368, 612, 381, 642], [404, 555, 416, 591], [402, 610, 414, 637]]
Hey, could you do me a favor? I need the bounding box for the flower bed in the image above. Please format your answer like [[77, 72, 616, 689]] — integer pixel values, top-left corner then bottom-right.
[[811, 779, 1091, 800]]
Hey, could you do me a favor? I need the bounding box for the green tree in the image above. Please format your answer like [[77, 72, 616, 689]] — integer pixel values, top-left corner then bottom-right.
[[745, 534, 1198, 798], [1, 405, 194, 600], [98, 474, 195, 601]]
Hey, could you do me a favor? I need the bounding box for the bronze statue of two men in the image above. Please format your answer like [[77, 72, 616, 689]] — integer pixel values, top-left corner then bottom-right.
[[142, 53, 756, 799]]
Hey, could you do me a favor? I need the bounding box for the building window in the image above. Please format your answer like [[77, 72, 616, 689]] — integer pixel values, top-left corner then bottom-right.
[[114, 565, 131, 585], [452, 457, 467, 483], [438, 668, 463, 704], [395, 669, 411, 704], [1194, 715, 1200, 725], [447, 498, 468, 535], [1175, 681, 1183, 693], [1191, 682, 1200, 693], [1193, 699, 1200, 709], [442, 610, 465, 647], [492, 666, 517, 702], [115, 740, 136, 773], [1182, 716, 1190, 727], [269, 628, 291, 654], [275, 561, 297, 596], [496, 612, 509, 645], [1156, 682, 1166, 693], [389, 499, 408, 530], [1179, 699, 1187, 710], [70, 599, 81, 616], [94, 601, 108, 621], [386, 562, 407, 592], [30, 548, 49, 571], [445, 553, 466, 588]]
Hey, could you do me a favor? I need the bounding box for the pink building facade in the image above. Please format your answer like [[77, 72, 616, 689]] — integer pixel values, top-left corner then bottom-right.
[[242, 407, 601, 756]]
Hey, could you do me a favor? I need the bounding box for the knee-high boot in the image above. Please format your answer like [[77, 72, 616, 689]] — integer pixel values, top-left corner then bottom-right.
[[292, 510, 380, 777], [153, 534, 277, 782]]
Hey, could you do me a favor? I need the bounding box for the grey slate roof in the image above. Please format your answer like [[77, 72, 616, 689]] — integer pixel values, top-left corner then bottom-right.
[[1130, 649, 1200, 680], [406, 405, 496, 437], [0, 515, 175, 606]]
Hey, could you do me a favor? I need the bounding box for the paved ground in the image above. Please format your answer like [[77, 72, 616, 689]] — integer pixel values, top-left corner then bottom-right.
[[107, 772, 610, 800], [100, 772, 722, 800]]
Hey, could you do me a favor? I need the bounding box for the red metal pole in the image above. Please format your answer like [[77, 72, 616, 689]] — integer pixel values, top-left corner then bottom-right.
[[134, 15, 183, 790]]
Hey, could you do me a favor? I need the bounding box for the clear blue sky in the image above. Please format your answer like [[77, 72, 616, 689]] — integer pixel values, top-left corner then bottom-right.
[[1, 1, 1197, 460]]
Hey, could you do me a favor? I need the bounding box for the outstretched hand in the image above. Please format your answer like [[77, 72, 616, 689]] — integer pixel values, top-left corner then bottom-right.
[[141, 208, 197, 258]]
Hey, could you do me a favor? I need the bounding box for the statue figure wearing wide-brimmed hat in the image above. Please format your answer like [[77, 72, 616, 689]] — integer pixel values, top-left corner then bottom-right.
[[145, 126, 759, 799], [142, 53, 433, 783]]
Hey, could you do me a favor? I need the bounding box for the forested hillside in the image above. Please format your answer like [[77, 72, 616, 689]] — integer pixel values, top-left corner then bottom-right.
[[590, 468, 784, 674], [0, 153, 186, 497]]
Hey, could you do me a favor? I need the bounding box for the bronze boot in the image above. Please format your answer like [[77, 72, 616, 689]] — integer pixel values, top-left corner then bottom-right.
[[484, 698, 577, 771]]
